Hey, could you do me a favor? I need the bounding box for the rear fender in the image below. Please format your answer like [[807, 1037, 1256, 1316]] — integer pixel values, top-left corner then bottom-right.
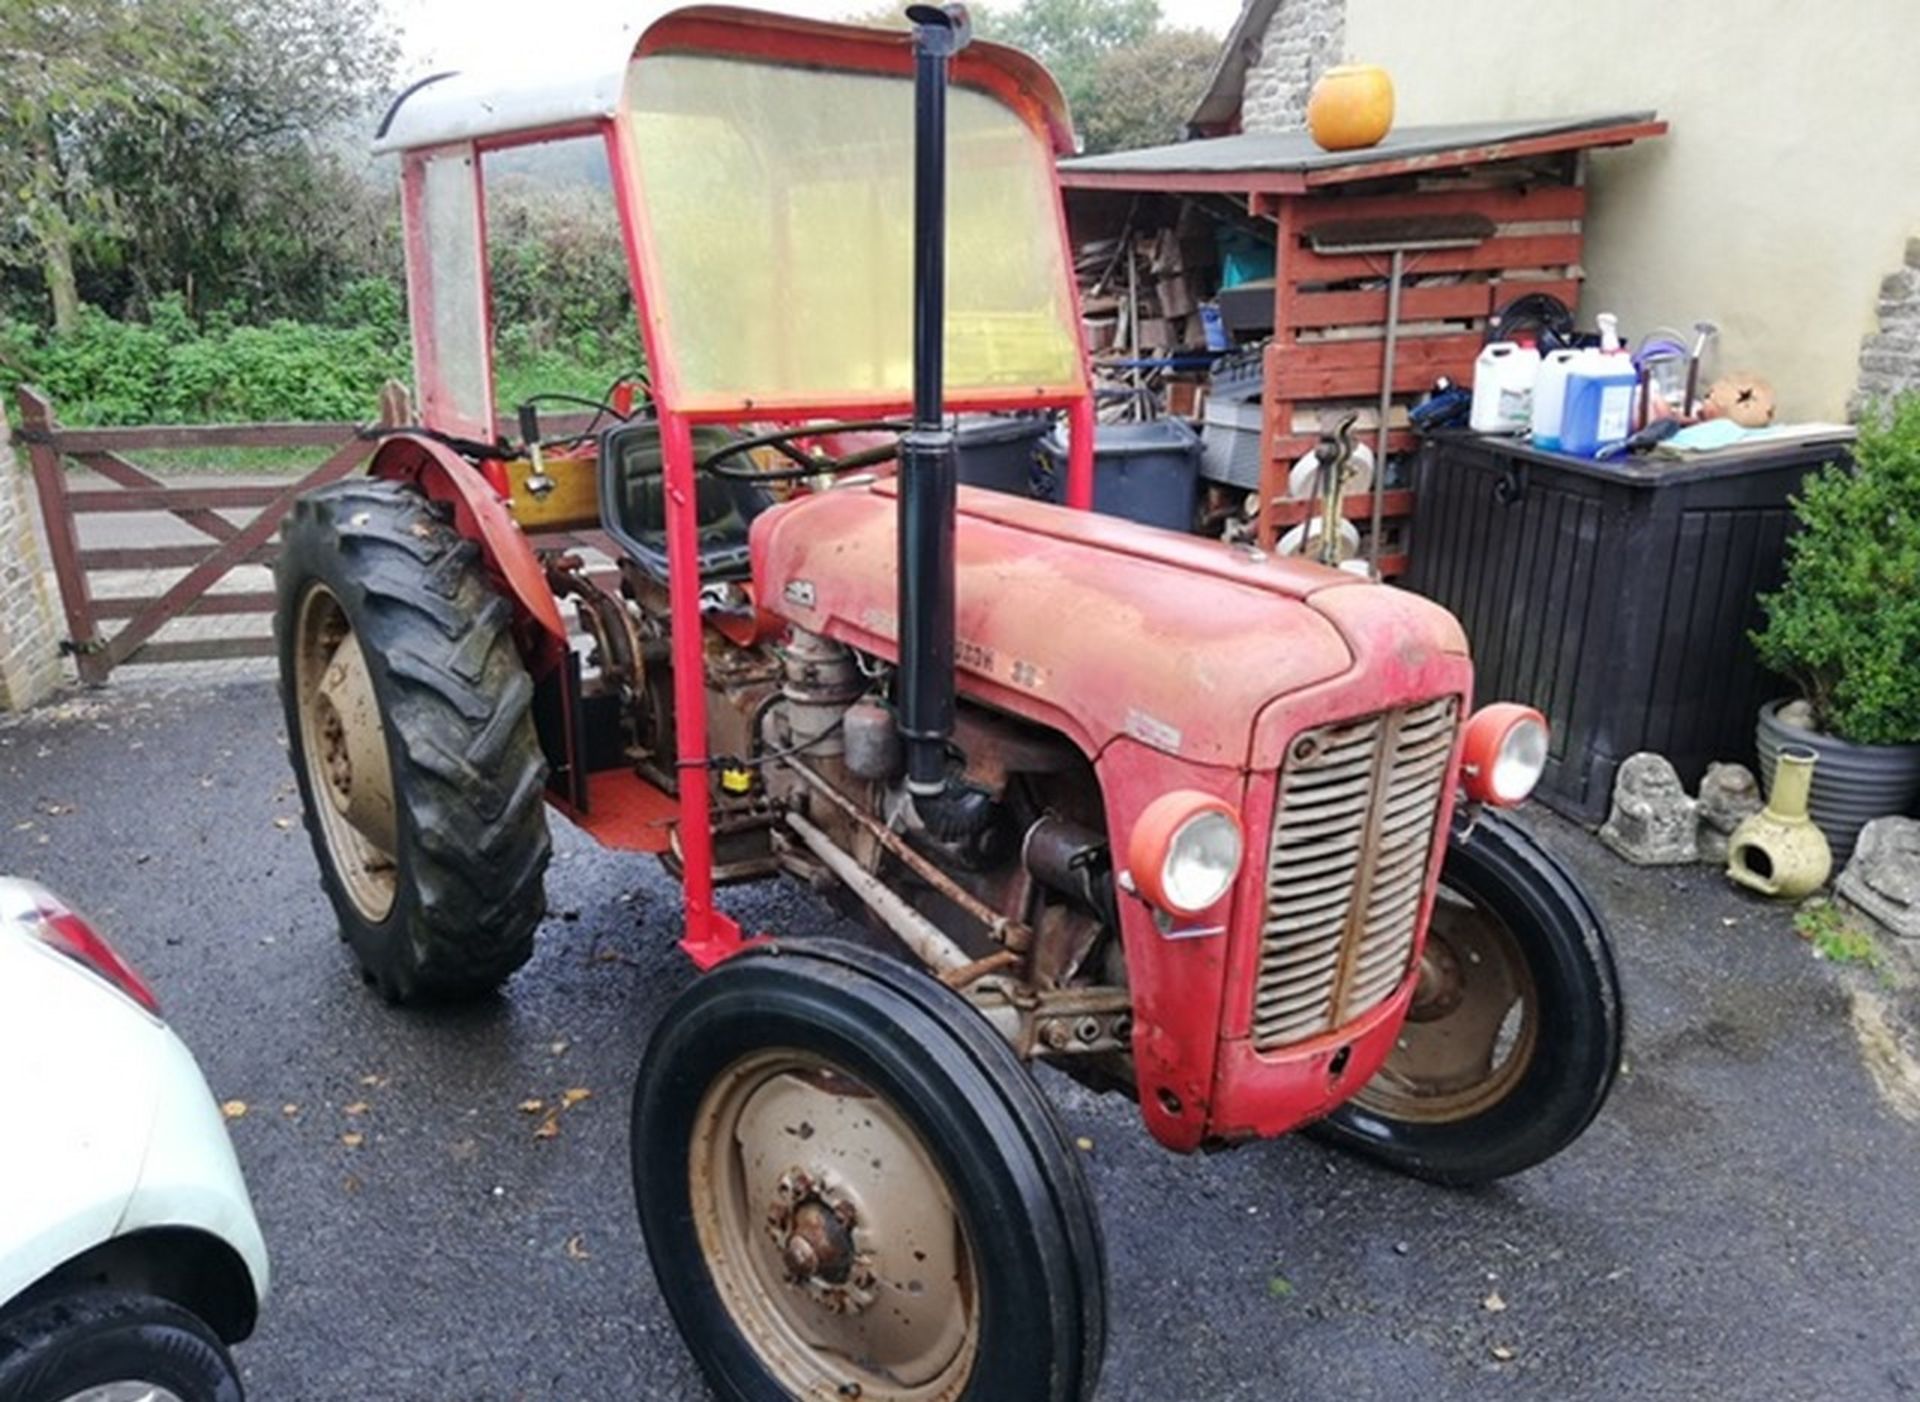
[[367, 434, 568, 678]]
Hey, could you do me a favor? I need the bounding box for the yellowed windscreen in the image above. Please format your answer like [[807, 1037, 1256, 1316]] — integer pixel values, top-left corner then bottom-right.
[[622, 53, 1082, 407]]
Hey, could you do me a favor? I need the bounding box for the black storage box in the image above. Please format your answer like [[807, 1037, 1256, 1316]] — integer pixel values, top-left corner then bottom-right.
[[1039, 419, 1201, 532], [955, 414, 1049, 497], [1404, 431, 1853, 822]]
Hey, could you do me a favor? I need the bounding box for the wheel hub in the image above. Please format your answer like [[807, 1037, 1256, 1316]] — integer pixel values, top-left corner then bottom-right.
[[1408, 933, 1466, 1022], [294, 583, 400, 923], [768, 1169, 877, 1312], [1354, 886, 1538, 1122], [690, 1051, 980, 1399]]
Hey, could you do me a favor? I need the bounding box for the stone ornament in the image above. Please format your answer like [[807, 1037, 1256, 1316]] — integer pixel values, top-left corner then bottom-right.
[[1836, 816, 1920, 941], [1697, 761, 1765, 864], [1599, 752, 1700, 865]]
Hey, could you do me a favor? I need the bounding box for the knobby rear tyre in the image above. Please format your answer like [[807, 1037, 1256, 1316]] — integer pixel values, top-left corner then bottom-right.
[[274, 477, 549, 1002]]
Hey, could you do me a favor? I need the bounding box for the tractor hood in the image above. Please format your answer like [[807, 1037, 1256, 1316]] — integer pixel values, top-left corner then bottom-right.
[[751, 482, 1468, 770]]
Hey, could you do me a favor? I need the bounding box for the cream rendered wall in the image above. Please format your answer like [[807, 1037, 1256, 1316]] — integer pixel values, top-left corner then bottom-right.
[[1343, 0, 1920, 420]]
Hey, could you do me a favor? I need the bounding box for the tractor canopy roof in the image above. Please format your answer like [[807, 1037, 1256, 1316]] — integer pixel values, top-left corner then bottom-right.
[[377, 6, 1089, 421]]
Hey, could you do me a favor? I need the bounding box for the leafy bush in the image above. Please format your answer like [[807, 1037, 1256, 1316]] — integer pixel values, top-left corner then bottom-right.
[[0, 296, 409, 424], [1753, 393, 1920, 745], [0, 286, 644, 430]]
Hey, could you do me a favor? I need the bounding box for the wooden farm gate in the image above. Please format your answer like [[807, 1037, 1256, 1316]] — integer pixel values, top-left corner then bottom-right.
[[13, 385, 373, 684]]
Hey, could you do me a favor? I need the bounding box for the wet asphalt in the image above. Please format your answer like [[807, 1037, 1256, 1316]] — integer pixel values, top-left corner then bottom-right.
[[3, 680, 1919, 1402]]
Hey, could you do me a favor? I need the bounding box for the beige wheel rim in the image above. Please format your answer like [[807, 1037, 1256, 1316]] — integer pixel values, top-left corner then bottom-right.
[[1354, 885, 1539, 1123], [294, 582, 399, 923], [689, 1050, 980, 1401]]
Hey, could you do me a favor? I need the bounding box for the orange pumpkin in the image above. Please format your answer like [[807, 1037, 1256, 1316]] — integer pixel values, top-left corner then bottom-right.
[[1306, 64, 1396, 152]]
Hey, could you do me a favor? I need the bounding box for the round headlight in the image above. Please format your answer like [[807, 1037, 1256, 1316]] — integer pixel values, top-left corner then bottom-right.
[[1127, 792, 1245, 917], [1460, 703, 1549, 806]]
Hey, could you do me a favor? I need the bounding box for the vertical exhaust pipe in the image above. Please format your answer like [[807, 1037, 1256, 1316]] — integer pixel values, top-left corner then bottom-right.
[[899, 4, 992, 839]]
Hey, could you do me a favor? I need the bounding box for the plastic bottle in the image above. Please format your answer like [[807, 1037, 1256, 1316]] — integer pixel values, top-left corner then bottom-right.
[[1470, 341, 1541, 434], [1529, 347, 1583, 451], [1558, 314, 1637, 457]]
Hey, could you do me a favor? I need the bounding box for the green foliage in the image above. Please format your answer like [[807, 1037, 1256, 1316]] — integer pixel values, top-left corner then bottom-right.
[[1, 0, 398, 328], [1078, 27, 1219, 154], [485, 184, 637, 349], [1753, 394, 1920, 745], [0, 297, 408, 424], [1795, 901, 1882, 969], [987, 0, 1162, 121], [0, 286, 641, 430], [841, 0, 1207, 153]]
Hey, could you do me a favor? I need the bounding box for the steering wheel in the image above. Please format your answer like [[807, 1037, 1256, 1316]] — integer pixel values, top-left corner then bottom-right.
[[701, 420, 907, 482]]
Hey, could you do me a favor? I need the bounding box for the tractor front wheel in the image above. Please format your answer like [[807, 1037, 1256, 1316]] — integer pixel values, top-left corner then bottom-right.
[[274, 478, 550, 1003], [632, 941, 1107, 1402], [1312, 810, 1623, 1185]]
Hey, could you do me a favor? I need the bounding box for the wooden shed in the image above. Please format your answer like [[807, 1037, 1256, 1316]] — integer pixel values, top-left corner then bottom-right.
[[1058, 113, 1666, 554]]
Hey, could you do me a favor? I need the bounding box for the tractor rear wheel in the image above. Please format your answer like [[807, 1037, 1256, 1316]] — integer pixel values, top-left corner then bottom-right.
[[632, 941, 1107, 1402], [274, 477, 549, 1003], [1312, 811, 1623, 1185]]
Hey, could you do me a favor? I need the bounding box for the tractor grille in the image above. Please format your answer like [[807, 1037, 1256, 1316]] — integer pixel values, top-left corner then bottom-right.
[[1250, 697, 1459, 1053]]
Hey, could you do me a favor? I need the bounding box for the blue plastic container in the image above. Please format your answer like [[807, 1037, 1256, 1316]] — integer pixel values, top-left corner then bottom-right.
[[1558, 354, 1638, 457]]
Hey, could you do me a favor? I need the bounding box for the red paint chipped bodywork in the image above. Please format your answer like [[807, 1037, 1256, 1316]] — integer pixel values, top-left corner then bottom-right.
[[752, 482, 1359, 768], [754, 481, 1475, 1149]]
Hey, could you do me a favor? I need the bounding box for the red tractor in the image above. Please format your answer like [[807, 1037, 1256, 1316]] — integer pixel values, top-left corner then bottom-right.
[[273, 7, 1622, 1397]]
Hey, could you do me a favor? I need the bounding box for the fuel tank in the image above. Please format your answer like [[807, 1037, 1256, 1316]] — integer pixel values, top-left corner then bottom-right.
[[750, 481, 1468, 769]]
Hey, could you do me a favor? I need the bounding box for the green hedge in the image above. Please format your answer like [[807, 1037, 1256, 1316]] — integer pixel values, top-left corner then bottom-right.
[[0, 282, 643, 428]]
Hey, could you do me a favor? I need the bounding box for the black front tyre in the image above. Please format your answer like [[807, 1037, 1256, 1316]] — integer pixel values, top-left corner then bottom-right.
[[0, 1289, 244, 1402], [1313, 810, 1624, 1186], [632, 941, 1107, 1402], [274, 477, 550, 1003]]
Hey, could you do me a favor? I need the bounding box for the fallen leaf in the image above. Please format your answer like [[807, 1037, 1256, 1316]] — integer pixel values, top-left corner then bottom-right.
[[343, 1101, 369, 1116], [533, 1117, 561, 1140], [518, 1098, 546, 1114], [561, 1087, 592, 1108], [1074, 1136, 1094, 1152], [1267, 1275, 1294, 1299], [564, 1233, 590, 1261], [359, 1073, 387, 1087], [1484, 1291, 1507, 1313], [281, 1103, 300, 1117], [341, 1131, 364, 1148], [221, 1100, 248, 1120], [1491, 1345, 1516, 1362], [342, 1173, 362, 1194]]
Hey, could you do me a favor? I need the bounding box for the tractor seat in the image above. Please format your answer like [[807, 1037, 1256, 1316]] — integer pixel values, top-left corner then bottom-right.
[[597, 420, 771, 583]]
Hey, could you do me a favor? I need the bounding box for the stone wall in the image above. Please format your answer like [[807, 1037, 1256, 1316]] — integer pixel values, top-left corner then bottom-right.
[[0, 420, 62, 710], [1241, 0, 1347, 133], [1856, 237, 1920, 414]]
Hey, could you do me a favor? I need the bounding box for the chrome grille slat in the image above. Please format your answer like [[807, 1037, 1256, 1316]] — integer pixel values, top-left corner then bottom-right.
[[1250, 697, 1459, 1052]]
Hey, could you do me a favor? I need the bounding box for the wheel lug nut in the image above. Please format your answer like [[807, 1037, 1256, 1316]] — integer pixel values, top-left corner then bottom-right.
[[783, 1234, 818, 1277]]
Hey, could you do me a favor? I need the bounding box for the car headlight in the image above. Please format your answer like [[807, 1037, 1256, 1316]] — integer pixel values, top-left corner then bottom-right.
[[1126, 791, 1245, 917], [1459, 703, 1549, 806]]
